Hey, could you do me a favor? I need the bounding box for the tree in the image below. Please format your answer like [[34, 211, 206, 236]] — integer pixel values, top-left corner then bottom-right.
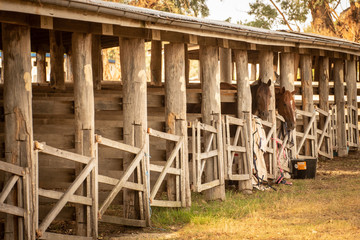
[[246, 0, 359, 40]]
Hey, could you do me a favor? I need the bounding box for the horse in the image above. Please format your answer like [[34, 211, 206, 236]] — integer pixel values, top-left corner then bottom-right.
[[275, 87, 296, 130], [251, 79, 272, 120], [251, 79, 296, 130]]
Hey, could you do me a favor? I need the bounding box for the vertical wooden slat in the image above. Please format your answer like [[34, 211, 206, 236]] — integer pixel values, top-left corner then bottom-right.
[[2, 23, 35, 240]]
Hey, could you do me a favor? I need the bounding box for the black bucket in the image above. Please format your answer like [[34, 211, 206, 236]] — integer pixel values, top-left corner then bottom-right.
[[291, 158, 317, 179]]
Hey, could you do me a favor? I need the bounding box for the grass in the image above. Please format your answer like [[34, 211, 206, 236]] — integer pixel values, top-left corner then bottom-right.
[[146, 152, 360, 240]]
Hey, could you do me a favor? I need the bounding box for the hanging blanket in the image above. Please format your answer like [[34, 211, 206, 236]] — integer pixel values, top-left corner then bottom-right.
[[252, 116, 268, 185]]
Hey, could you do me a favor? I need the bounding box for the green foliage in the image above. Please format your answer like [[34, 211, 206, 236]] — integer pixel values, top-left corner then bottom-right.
[[246, 0, 278, 29]]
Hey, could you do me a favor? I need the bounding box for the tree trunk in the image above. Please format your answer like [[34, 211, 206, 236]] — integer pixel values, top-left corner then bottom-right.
[[309, 0, 336, 36]]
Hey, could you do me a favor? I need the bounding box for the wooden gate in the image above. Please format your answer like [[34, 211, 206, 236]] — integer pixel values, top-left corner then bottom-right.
[[316, 107, 333, 159], [259, 118, 276, 179], [222, 115, 251, 181], [0, 161, 31, 239], [295, 109, 317, 159], [191, 114, 225, 192], [345, 105, 359, 149], [275, 114, 294, 173], [34, 141, 97, 240], [147, 128, 186, 208], [96, 135, 150, 227]]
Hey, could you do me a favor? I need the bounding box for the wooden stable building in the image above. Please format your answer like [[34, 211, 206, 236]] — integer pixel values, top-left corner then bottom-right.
[[0, 0, 359, 239]]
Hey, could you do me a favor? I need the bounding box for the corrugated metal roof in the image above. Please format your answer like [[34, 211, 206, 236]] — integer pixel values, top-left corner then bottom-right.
[[24, 0, 360, 52]]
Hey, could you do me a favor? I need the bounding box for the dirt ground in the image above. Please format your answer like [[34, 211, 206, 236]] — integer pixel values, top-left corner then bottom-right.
[[106, 151, 360, 240]]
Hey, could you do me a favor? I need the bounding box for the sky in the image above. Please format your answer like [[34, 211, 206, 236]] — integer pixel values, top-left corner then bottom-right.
[[206, 0, 352, 31]]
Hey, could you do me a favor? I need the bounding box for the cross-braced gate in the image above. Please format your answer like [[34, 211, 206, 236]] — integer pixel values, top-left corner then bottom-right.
[[316, 107, 333, 159], [345, 105, 359, 149], [0, 160, 31, 239], [222, 115, 251, 181], [275, 114, 294, 173], [34, 141, 97, 240], [258, 118, 276, 179], [191, 114, 225, 192], [295, 109, 317, 159], [96, 135, 150, 227], [147, 128, 186, 208]]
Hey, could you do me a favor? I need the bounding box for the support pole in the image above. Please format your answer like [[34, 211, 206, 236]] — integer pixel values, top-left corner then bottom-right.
[[151, 40, 162, 86], [120, 37, 147, 218], [259, 50, 276, 177], [300, 55, 314, 156], [3, 23, 35, 240], [36, 50, 47, 84], [280, 52, 295, 92], [92, 35, 103, 90], [346, 59, 358, 148], [185, 44, 190, 85], [49, 30, 65, 90], [234, 49, 253, 193], [199, 45, 225, 201], [334, 59, 347, 156], [220, 47, 232, 84], [164, 43, 190, 206], [72, 32, 96, 237], [318, 57, 330, 150]]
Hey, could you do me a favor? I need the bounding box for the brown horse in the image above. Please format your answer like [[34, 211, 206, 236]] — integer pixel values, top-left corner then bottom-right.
[[275, 87, 296, 130], [251, 79, 272, 120]]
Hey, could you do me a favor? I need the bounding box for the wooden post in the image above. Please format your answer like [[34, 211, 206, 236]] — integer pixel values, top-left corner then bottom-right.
[[220, 47, 232, 84], [120, 37, 147, 218], [2, 23, 35, 240], [250, 63, 256, 81], [65, 52, 73, 83], [280, 52, 295, 92], [72, 32, 96, 237], [318, 57, 330, 136], [259, 50, 276, 177], [234, 49, 253, 193], [36, 50, 47, 84], [346, 59, 358, 148], [300, 54, 314, 156], [199, 45, 225, 201], [151, 40, 162, 86], [92, 35, 103, 90], [49, 30, 65, 90], [334, 59, 347, 156], [185, 44, 190, 85], [164, 43, 190, 206]]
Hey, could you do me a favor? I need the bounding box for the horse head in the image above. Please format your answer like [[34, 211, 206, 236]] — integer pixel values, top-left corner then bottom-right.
[[276, 87, 296, 130], [251, 79, 271, 120]]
